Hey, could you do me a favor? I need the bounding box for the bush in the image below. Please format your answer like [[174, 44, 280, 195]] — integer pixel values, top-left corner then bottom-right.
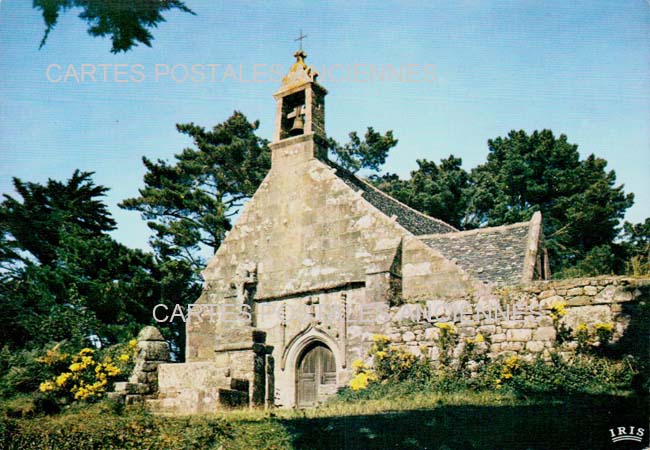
[[37, 341, 138, 406], [342, 333, 639, 400], [0, 403, 229, 450], [501, 353, 638, 396], [348, 334, 433, 391]]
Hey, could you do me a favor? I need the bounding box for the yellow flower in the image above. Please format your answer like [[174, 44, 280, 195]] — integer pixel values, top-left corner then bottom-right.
[[372, 334, 390, 344], [595, 323, 613, 332], [351, 359, 367, 371], [375, 351, 387, 359], [475, 333, 485, 343], [350, 372, 371, 391], [435, 322, 456, 333], [81, 355, 94, 366], [39, 381, 55, 393], [549, 300, 566, 319], [69, 362, 84, 372], [104, 363, 121, 377], [505, 355, 519, 369], [128, 339, 137, 348], [55, 372, 72, 387], [576, 323, 588, 333], [118, 354, 130, 362], [79, 348, 94, 356]]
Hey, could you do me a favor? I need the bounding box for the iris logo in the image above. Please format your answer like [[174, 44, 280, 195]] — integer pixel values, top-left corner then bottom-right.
[[609, 426, 645, 444]]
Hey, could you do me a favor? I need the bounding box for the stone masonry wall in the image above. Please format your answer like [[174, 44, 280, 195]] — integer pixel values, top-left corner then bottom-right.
[[387, 276, 649, 365]]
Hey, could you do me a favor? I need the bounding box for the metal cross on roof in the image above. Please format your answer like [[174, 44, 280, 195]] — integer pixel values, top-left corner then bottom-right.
[[294, 30, 308, 51]]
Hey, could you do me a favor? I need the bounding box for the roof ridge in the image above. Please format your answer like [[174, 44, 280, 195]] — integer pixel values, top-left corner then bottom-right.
[[324, 159, 458, 234], [418, 220, 532, 240]]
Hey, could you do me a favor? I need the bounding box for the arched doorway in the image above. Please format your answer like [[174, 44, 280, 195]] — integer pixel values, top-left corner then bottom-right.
[[296, 342, 336, 407]]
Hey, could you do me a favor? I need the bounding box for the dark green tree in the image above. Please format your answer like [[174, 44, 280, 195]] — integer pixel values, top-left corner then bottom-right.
[[34, 0, 194, 53], [1, 170, 116, 266], [0, 171, 195, 356], [621, 218, 650, 275], [328, 127, 398, 173], [467, 130, 634, 272], [120, 112, 271, 271]]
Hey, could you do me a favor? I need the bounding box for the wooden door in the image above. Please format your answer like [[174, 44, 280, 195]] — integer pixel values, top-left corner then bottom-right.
[[296, 344, 336, 407]]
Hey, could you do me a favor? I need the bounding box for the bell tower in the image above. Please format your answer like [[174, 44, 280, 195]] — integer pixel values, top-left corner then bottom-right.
[[270, 46, 327, 168]]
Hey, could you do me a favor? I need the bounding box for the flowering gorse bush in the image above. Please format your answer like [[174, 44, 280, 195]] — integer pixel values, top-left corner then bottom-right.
[[38, 339, 137, 403], [494, 355, 520, 389], [348, 334, 433, 391], [574, 322, 615, 354], [349, 359, 377, 391], [435, 323, 458, 366]]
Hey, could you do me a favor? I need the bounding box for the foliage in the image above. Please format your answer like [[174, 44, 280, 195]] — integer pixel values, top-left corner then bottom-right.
[[0, 170, 115, 267], [328, 127, 398, 173], [548, 299, 572, 345], [434, 322, 459, 366], [507, 353, 638, 396], [121, 112, 270, 272], [0, 171, 195, 356], [0, 347, 54, 398], [0, 403, 230, 450], [33, 0, 195, 53], [622, 218, 650, 275], [468, 130, 634, 272], [38, 342, 137, 405], [348, 334, 433, 391]]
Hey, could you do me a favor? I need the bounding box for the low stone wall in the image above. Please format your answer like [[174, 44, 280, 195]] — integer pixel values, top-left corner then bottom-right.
[[387, 276, 649, 364]]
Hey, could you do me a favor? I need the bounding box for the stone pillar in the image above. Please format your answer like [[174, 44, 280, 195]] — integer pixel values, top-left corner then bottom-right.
[[110, 326, 170, 404]]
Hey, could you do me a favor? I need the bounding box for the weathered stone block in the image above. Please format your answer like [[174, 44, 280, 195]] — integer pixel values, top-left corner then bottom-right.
[[584, 286, 598, 296], [501, 320, 523, 329], [533, 327, 556, 341], [137, 326, 165, 342], [566, 296, 591, 306], [501, 342, 523, 351], [540, 295, 564, 308], [491, 333, 506, 343], [138, 341, 170, 361], [219, 389, 249, 408], [458, 327, 476, 337], [424, 327, 440, 341], [477, 325, 496, 335], [506, 329, 532, 342], [403, 331, 416, 342], [526, 341, 544, 353], [538, 289, 556, 300], [566, 287, 583, 296]]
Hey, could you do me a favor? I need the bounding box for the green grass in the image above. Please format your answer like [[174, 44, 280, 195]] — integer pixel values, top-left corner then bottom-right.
[[1, 389, 648, 449]]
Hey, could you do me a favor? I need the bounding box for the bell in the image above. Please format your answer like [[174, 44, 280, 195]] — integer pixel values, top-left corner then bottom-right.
[[290, 113, 304, 136], [287, 105, 305, 136]]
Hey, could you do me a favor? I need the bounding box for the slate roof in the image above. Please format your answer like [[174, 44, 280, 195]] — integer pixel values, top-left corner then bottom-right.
[[419, 222, 532, 285], [327, 161, 458, 235]]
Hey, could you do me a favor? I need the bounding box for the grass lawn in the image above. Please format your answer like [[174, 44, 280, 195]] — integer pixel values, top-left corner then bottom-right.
[[2, 390, 648, 449], [222, 391, 649, 450]]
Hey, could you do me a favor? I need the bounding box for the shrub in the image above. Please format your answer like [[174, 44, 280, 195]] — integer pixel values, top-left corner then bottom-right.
[[0, 403, 229, 450], [509, 353, 638, 396], [37, 340, 138, 407], [348, 334, 433, 391]]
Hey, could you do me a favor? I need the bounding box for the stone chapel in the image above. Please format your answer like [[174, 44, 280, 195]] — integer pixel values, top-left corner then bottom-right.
[[146, 49, 547, 414]]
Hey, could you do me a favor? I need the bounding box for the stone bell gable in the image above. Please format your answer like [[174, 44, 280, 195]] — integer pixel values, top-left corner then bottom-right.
[[148, 49, 549, 414]]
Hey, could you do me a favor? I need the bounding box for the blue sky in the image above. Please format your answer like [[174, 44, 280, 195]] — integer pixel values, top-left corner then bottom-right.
[[1, 1, 648, 252]]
